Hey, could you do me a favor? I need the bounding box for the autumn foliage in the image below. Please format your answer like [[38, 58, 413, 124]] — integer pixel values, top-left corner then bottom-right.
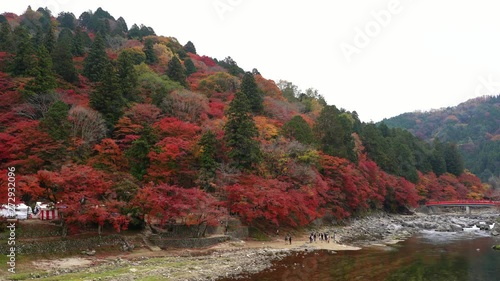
[[0, 7, 491, 237]]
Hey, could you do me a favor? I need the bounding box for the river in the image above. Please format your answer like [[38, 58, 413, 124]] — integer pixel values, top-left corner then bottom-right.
[[218, 231, 500, 281]]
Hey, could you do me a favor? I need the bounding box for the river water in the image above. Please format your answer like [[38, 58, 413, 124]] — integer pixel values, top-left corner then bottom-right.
[[219, 231, 500, 281]]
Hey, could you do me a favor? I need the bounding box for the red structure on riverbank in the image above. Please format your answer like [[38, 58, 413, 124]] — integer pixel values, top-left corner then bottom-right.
[[425, 200, 500, 207]]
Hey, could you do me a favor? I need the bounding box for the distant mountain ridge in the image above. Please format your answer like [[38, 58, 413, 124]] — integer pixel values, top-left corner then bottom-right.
[[382, 95, 500, 186]]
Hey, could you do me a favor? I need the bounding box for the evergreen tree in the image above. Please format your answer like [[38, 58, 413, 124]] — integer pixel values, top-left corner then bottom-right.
[[360, 123, 391, 169], [430, 139, 447, 176], [166, 56, 187, 86], [0, 22, 13, 52], [25, 46, 57, 95], [57, 12, 76, 30], [314, 105, 356, 161], [44, 23, 56, 54], [72, 27, 87, 56], [11, 26, 36, 76], [139, 24, 156, 38], [36, 7, 52, 32], [224, 91, 261, 170], [89, 61, 124, 130], [52, 30, 78, 83], [78, 11, 92, 28], [143, 38, 157, 64], [278, 80, 300, 102], [391, 137, 419, 183], [444, 143, 464, 176], [198, 130, 218, 192], [282, 115, 315, 145], [183, 40, 196, 54], [184, 58, 197, 76], [33, 26, 45, 47], [57, 28, 73, 43], [113, 16, 128, 36], [83, 33, 109, 82], [218, 56, 244, 76], [240, 72, 263, 114], [117, 50, 138, 101], [40, 100, 70, 141], [125, 125, 158, 181], [128, 23, 141, 40]]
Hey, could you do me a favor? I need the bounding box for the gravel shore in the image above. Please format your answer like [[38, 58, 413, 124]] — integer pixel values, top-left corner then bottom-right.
[[17, 210, 500, 281]]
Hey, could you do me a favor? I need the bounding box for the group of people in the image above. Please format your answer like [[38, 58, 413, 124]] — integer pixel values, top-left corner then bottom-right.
[[279, 231, 337, 246], [309, 231, 335, 244]]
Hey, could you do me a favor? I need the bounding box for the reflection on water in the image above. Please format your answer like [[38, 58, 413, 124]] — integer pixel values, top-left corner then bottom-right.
[[219, 233, 500, 281]]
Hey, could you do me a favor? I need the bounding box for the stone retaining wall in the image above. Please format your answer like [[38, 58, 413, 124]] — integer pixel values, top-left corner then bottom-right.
[[149, 235, 230, 249], [0, 234, 126, 255]]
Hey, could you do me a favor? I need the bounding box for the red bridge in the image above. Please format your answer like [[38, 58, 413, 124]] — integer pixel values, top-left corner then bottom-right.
[[425, 200, 500, 214], [425, 200, 500, 207]]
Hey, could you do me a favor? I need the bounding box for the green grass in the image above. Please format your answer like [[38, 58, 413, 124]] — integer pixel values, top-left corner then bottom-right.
[[8, 266, 145, 280], [4, 257, 200, 280], [248, 227, 271, 241]]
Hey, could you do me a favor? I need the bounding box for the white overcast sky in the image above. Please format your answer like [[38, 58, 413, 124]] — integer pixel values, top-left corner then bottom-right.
[[4, 0, 500, 122]]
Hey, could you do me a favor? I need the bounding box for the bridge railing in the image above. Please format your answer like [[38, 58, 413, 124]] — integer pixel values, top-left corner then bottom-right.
[[425, 200, 500, 206]]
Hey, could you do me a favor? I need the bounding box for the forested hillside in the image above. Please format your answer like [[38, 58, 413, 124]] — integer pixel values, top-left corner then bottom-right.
[[0, 7, 494, 235], [383, 96, 500, 188]]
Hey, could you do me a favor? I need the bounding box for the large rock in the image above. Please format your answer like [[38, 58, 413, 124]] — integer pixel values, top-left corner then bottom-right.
[[450, 224, 463, 232]]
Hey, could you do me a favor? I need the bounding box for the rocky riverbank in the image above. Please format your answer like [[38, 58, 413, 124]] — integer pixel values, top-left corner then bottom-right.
[[6, 210, 499, 281], [332, 210, 500, 247]]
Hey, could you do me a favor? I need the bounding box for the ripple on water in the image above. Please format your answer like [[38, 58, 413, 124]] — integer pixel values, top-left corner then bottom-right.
[[418, 230, 492, 245]]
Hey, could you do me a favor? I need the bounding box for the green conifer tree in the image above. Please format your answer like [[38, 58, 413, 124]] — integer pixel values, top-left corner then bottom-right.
[[0, 22, 13, 52], [117, 50, 138, 101], [184, 58, 197, 76], [198, 130, 218, 192], [314, 105, 356, 161], [183, 40, 196, 54], [52, 30, 78, 83], [143, 38, 157, 64], [224, 91, 261, 170], [40, 100, 71, 141], [83, 32, 109, 82], [44, 22, 56, 54], [125, 125, 158, 181], [240, 72, 263, 114], [89, 61, 124, 130], [282, 115, 315, 145], [11, 26, 36, 76], [166, 56, 187, 87], [430, 139, 447, 176], [72, 27, 86, 56], [444, 143, 464, 176], [25, 46, 57, 95]]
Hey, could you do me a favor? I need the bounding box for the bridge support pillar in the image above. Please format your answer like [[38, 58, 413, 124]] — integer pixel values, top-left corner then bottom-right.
[[465, 206, 471, 215]]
